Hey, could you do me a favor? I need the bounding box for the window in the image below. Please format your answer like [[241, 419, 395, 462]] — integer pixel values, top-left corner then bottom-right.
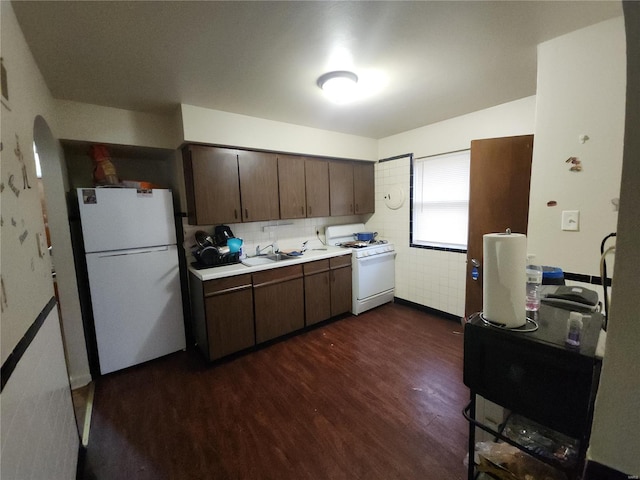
[[411, 149, 470, 250]]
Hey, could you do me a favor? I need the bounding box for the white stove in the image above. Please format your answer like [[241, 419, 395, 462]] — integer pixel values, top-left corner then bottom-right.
[[326, 224, 396, 315]]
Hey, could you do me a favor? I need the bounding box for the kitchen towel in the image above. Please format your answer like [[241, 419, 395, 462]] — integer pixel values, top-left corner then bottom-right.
[[483, 232, 527, 328]]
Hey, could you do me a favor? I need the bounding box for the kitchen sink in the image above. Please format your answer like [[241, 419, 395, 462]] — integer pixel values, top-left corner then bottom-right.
[[241, 253, 297, 267], [241, 256, 275, 267]]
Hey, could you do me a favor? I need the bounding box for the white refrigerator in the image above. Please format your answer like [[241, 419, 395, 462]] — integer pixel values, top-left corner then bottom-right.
[[77, 187, 185, 374]]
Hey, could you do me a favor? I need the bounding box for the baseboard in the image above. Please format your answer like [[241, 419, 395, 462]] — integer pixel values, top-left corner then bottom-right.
[[583, 460, 637, 479], [393, 297, 462, 323]]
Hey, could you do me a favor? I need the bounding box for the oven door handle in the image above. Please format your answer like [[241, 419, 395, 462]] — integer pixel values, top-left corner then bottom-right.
[[358, 251, 396, 264]]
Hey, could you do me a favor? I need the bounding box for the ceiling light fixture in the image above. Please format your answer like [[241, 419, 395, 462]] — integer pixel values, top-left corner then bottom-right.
[[317, 70, 358, 104]]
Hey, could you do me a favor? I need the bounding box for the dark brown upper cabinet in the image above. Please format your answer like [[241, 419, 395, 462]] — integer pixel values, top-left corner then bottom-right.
[[304, 158, 330, 218], [353, 162, 375, 214], [183, 144, 374, 224], [237, 150, 280, 222], [183, 145, 242, 225], [329, 161, 355, 216], [278, 154, 307, 219], [329, 161, 375, 216]]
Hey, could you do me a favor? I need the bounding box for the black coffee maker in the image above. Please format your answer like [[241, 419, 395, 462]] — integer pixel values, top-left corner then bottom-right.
[[213, 225, 234, 247]]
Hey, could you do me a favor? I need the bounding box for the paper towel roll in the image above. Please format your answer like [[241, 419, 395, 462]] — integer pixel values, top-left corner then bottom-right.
[[483, 232, 527, 328]]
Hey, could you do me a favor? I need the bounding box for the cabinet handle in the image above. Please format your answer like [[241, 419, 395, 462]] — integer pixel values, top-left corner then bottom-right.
[[308, 206, 312, 215], [301, 206, 304, 215], [355, 203, 359, 213], [205, 284, 252, 297], [234, 209, 238, 219], [245, 208, 249, 219], [350, 204, 354, 213], [254, 274, 303, 288]]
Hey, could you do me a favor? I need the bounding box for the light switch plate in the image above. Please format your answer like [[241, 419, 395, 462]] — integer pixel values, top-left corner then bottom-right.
[[562, 210, 580, 231], [36, 232, 48, 257]]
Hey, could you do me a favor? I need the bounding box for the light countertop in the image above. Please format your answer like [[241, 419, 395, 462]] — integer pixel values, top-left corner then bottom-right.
[[188, 246, 352, 281]]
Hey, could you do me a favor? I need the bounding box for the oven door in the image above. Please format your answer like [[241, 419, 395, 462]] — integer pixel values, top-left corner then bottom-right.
[[354, 251, 396, 300]]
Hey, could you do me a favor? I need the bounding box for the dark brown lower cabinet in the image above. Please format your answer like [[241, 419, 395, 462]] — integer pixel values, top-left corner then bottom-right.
[[330, 255, 352, 316], [190, 254, 352, 360], [303, 256, 352, 325], [253, 265, 304, 343], [190, 273, 255, 361], [304, 260, 331, 326]]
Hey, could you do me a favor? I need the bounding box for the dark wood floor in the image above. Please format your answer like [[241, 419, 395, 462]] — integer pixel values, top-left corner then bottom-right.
[[82, 303, 469, 480]]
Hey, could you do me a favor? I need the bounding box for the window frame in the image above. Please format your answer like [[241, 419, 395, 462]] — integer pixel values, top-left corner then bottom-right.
[[410, 149, 470, 253]]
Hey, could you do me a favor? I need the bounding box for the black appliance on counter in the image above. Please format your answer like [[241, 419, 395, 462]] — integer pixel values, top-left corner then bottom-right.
[[191, 225, 240, 269]]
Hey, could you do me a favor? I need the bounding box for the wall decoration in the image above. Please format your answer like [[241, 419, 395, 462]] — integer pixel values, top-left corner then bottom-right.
[[1, 276, 7, 312], [566, 156, 582, 172], [1, 57, 10, 111], [14, 135, 32, 189], [8, 175, 20, 197], [383, 185, 405, 210]]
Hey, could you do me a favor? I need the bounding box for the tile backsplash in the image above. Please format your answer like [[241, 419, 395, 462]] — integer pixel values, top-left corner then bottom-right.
[[182, 215, 362, 259]]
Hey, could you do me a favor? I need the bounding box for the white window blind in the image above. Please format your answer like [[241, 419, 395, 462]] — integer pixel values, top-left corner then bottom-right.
[[412, 150, 470, 249]]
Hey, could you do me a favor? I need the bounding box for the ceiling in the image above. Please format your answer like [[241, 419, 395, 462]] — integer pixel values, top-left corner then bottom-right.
[[12, 1, 622, 139]]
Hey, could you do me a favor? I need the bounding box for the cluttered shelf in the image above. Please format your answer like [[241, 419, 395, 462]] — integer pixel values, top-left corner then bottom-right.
[[463, 306, 604, 480], [464, 404, 584, 480]]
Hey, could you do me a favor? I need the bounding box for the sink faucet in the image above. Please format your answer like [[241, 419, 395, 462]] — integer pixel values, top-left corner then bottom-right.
[[256, 244, 274, 255]]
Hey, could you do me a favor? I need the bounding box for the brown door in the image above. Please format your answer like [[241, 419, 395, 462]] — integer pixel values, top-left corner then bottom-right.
[[464, 135, 533, 319]]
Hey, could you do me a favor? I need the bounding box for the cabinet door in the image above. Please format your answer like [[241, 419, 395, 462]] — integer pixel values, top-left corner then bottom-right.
[[238, 151, 279, 222], [353, 162, 375, 214], [183, 145, 241, 225], [305, 158, 330, 218], [330, 257, 352, 316], [253, 265, 304, 343], [278, 154, 306, 219], [329, 161, 354, 216], [304, 260, 331, 326], [203, 275, 255, 360]]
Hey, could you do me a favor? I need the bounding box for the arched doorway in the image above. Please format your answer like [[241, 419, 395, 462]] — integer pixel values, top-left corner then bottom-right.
[[33, 116, 92, 437]]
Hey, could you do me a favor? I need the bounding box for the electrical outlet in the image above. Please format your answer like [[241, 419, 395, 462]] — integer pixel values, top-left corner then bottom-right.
[[562, 210, 580, 231]]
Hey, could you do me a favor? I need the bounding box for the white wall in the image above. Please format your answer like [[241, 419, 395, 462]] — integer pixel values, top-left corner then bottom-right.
[[1, 3, 57, 363], [589, 4, 640, 476], [527, 17, 625, 279], [180, 104, 378, 161], [55, 99, 182, 149], [1, 2, 79, 478], [35, 116, 91, 389], [372, 97, 536, 317], [1, 308, 79, 480]]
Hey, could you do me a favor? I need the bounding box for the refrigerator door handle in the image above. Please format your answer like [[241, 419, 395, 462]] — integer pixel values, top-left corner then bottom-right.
[[95, 246, 170, 258]]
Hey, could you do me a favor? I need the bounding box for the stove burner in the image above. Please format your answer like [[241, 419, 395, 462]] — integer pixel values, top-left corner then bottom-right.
[[338, 239, 389, 248]]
